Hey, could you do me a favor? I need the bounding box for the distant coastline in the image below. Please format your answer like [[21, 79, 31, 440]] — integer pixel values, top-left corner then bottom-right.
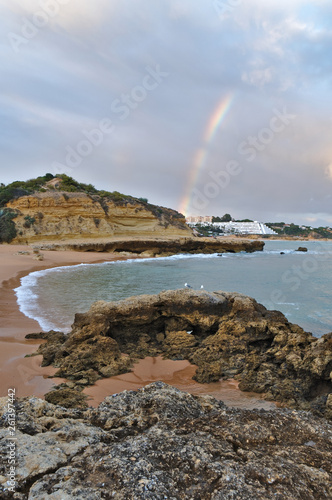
[[227, 233, 332, 241]]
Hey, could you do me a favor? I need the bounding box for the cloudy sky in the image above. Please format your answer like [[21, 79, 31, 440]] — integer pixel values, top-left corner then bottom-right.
[[1, 0, 332, 225]]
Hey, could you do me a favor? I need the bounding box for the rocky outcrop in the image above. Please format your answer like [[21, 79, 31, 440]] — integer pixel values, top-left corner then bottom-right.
[[0, 383, 331, 499], [4, 190, 265, 255], [33, 237, 264, 256], [28, 290, 332, 418], [6, 191, 192, 243]]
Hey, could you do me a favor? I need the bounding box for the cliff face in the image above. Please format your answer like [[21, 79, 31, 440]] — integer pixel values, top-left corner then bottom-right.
[[6, 191, 192, 243]]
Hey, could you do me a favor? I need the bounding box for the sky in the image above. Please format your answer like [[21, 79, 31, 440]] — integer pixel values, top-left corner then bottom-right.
[[1, 0, 332, 225]]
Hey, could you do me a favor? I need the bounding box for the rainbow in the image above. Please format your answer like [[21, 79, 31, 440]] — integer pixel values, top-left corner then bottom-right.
[[179, 93, 234, 216]]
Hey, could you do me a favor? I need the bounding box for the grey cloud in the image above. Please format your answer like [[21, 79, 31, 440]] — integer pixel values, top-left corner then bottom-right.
[[1, 0, 332, 225]]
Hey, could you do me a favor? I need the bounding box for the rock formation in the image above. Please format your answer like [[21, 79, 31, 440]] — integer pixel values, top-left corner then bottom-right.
[[2, 177, 264, 255], [6, 191, 192, 243], [0, 383, 331, 499], [33, 236, 264, 256], [27, 290, 332, 419]]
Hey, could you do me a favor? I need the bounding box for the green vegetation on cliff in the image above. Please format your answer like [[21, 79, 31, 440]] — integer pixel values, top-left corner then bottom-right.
[[265, 222, 332, 239], [0, 174, 184, 217], [0, 208, 17, 243], [0, 173, 54, 206], [0, 174, 132, 206]]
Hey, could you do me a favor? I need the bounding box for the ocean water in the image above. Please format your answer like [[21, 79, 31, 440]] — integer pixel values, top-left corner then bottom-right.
[[15, 240, 332, 337]]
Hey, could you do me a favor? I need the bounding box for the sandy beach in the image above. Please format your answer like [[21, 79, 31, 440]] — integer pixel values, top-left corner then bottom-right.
[[0, 244, 131, 399], [0, 243, 275, 409]]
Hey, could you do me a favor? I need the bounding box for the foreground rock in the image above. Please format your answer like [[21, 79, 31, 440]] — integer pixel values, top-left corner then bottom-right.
[[28, 290, 332, 418], [0, 383, 331, 499]]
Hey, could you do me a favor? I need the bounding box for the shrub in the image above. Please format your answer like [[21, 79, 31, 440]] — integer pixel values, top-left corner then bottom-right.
[[0, 187, 30, 207], [0, 210, 17, 243], [57, 174, 98, 194], [0, 174, 56, 206], [23, 215, 36, 228]]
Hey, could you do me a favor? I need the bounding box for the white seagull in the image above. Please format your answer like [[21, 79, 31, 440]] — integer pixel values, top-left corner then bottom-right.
[[184, 283, 192, 288]]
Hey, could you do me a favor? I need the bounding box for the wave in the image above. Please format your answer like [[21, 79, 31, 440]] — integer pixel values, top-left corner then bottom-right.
[[14, 247, 332, 335], [14, 272, 58, 332]]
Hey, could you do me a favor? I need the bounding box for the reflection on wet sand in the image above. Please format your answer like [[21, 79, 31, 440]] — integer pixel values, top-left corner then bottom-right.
[[84, 356, 276, 410]]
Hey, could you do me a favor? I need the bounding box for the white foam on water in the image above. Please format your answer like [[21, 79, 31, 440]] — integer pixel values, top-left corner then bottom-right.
[[13, 244, 332, 335], [14, 255, 222, 331], [14, 270, 56, 332]]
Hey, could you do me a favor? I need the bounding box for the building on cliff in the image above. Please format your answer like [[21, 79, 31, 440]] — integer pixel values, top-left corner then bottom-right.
[[186, 219, 277, 235], [186, 215, 213, 224]]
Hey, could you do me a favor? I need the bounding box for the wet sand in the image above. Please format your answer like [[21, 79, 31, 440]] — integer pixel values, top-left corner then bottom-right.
[[84, 356, 276, 410], [1, 243, 276, 409], [0, 244, 129, 398]]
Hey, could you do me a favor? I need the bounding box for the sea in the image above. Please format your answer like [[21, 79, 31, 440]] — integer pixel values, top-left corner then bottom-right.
[[15, 240, 332, 338]]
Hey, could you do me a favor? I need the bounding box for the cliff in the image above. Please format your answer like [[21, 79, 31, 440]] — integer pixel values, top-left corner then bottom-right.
[[28, 289, 332, 419], [5, 191, 192, 243], [0, 383, 331, 499], [1, 176, 265, 255]]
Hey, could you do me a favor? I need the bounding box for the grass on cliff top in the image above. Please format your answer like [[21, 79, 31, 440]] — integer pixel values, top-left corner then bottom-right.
[[0, 174, 185, 220]]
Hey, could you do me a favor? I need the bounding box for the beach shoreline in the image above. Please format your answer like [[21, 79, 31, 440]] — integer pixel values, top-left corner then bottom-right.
[[0, 240, 310, 408], [0, 243, 134, 400]]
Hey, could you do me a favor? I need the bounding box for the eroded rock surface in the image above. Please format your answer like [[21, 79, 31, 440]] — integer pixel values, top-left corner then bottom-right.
[[7, 191, 192, 243], [33, 236, 264, 257], [0, 383, 331, 499], [28, 290, 332, 418]]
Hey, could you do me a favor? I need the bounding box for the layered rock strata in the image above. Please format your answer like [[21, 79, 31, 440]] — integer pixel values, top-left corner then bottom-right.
[[6, 191, 192, 243], [6, 191, 265, 255], [0, 383, 331, 499], [28, 290, 332, 418]]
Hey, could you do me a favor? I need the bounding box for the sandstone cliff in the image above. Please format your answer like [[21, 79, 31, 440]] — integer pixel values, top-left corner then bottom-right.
[[6, 191, 192, 243], [28, 289, 332, 419], [1, 176, 265, 255], [0, 383, 331, 499]]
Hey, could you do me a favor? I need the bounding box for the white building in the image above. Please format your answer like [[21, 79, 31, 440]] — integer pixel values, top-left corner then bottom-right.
[[186, 215, 213, 224], [187, 220, 277, 235]]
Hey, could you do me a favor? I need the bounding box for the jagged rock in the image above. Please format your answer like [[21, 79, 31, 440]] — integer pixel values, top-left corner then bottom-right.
[[44, 387, 89, 408], [297, 246, 308, 252], [0, 384, 331, 499], [29, 290, 332, 418]]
